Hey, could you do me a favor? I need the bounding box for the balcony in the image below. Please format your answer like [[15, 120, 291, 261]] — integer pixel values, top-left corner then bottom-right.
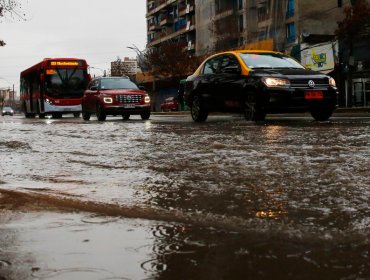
[[148, 22, 161, 31], [258, 13, 270, 22], [179, 3, 194, 17], [160, 15, 174, 26]]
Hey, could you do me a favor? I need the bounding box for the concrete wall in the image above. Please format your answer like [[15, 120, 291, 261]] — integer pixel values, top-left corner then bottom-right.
[[195, 0, 215, 55]]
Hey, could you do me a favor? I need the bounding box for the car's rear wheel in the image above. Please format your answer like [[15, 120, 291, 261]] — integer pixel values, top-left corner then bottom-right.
[[244, 98, 266, 122], [191, 95, 208, 122], [96, 103, 106, 121], [122, 113, 130, 120], [140, 111, 150, 120], [310, 107, 334, 121]]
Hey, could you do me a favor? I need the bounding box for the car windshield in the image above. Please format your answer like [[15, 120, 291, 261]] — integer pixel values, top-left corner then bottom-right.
[[100, 78, 138, 90], [239, 52, 305, 69], [3, 107, 12, 110]]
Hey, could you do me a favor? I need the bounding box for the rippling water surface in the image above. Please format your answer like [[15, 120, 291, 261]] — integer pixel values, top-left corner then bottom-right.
[[0, 114, 369, 279]]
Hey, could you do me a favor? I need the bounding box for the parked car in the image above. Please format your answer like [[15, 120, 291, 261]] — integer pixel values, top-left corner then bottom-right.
[[160, 97, 179, 112], [184, 50, 338, 122], [81, 77, 151, 121], [1, 106, 14, 116]]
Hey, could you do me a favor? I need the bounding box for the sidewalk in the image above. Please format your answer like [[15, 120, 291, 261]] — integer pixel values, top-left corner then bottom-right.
[[152, 107, 370, 117]]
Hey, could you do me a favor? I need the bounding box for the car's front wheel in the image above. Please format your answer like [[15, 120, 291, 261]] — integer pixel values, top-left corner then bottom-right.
[[140, 111, 150, 120], [244, 98, 266, 122], [96, 103, 106, 121], [191, 95, 208, 122], [310, 106, 334, 121]]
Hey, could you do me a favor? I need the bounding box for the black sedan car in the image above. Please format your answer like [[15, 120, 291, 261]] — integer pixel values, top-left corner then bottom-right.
[[184, 50, 338, 122], [81, 77, 151, 121]]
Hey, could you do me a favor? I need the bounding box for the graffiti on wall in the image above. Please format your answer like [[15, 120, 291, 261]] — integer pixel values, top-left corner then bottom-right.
[[301, 42, 337, 73]]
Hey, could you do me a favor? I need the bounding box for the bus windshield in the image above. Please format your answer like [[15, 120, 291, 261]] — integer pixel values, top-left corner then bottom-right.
[[45, 68, 88, 98]]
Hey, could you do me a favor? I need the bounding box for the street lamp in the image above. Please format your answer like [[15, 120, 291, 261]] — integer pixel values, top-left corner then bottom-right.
[[89, 66, 107, 77]]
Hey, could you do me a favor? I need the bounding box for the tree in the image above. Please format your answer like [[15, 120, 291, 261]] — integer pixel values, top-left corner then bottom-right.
[[144, 41, 204, 79], [1, 0, 25, 46], [336, 0, 370, 41], [336, 0, 370, 106]]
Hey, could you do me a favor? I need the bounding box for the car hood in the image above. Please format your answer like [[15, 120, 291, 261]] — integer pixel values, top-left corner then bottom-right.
[[250, 68, 328, 78], [101, 89, 146, 95]]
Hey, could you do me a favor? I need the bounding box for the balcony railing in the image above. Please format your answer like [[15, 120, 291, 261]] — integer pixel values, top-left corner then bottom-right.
[[286, 9, 294, 18]]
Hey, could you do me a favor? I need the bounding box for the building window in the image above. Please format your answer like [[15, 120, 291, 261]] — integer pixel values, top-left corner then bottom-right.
[[286, 22, 295, 43], [239, 14, 244, 32], [257, 0, 270, 22], [338, 0, 342, 7], [258, 26, 268, 40], [239, 0, 243, 10], [286, 0, 294, 18]]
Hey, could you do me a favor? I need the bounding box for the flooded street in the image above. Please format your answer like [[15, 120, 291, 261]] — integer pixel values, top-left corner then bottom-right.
[[1, 113, 370, 279]]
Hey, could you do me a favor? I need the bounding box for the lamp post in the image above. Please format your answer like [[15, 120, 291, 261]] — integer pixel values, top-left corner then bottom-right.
[[89, 66, 107, 78], [127, 45, 156, 111]]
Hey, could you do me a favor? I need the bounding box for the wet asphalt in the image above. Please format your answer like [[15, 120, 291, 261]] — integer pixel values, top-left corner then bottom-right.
[[0, 112, 369, 279]]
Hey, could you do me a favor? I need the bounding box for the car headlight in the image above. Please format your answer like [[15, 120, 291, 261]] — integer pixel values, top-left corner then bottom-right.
[[144, 95, 150, 104], [262, 77, 290, 87], [328, 77, 336, 87], [103, 97, 113, 103]]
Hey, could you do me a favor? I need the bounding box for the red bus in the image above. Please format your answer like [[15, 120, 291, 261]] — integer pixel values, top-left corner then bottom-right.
[[20, 58, 90, 118]]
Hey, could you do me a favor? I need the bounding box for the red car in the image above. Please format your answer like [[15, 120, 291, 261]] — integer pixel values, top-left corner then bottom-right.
[[160, 97, 179, 112], [82, 77, 151, 121]]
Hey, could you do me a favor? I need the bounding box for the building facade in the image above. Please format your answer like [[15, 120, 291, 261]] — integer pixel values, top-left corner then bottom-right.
[[146, 0, 370, 108], [147, 0, 196, 53], [0, 88, 16, 107], [111, 57, 140, 77]]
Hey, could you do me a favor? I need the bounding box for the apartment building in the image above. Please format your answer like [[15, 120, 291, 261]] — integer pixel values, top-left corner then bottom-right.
[[111, 57, 140, 77], [146, 0, 196, 52]]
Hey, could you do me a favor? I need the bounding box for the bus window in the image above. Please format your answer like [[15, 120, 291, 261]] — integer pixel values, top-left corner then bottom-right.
[[45, 69, 88, 97]]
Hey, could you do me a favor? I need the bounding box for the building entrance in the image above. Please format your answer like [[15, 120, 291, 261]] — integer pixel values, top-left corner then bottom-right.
[[352, 78, 370, 107]]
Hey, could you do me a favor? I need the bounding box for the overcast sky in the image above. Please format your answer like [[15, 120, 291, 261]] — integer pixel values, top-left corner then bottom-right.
[[0, 0, 147, 91]]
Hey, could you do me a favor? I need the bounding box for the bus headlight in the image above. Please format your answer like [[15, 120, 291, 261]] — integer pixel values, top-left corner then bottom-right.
[[103, 97, 113, 103], [144, 95, 150, 104]]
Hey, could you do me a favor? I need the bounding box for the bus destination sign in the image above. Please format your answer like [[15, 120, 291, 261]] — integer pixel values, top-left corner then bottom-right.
[[49, 61, 81, 67]]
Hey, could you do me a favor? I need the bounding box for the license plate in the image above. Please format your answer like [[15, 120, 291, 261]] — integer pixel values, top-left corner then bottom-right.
[[124, 104, 135, 109], [305, 91, 323, 99]]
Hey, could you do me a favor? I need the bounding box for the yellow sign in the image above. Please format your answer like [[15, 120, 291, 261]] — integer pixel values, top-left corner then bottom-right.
[[50, 61, 80, 66]]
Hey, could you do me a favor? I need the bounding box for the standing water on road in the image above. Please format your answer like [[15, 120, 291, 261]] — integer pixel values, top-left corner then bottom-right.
[[0, 114, 369, 279]]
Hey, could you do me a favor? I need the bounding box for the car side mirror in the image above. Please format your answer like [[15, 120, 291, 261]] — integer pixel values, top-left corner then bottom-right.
[[90, 86, 98, 91], [223, 65, 241, 74]]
